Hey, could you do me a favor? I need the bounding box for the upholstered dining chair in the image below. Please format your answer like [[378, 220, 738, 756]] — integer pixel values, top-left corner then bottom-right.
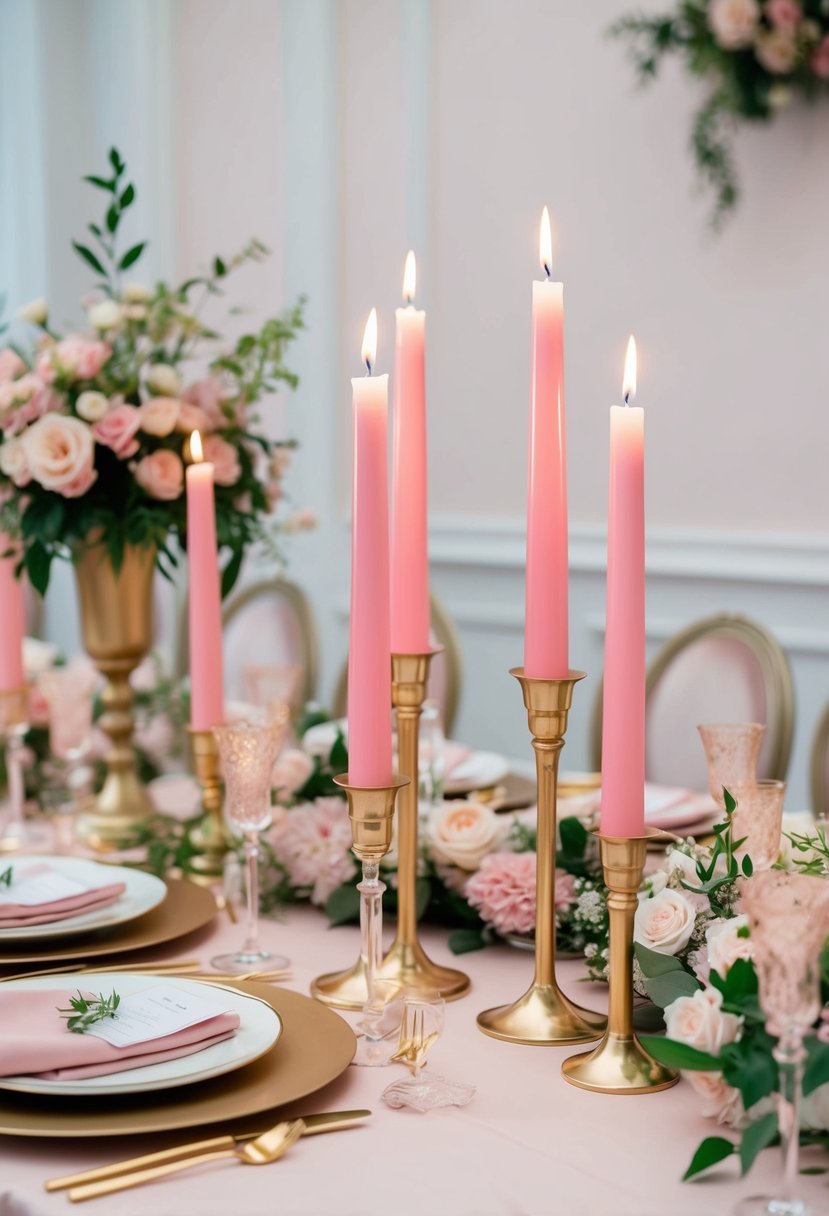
[[589, 613, 795, 789], [178, 577, 319, 712], [811, 703, 829, 818], [332, 590, 463, 737]]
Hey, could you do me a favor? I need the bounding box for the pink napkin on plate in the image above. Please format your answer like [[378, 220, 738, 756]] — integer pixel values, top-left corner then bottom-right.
[[0, 869, 126, 930], [0, 988, 240, 1081]]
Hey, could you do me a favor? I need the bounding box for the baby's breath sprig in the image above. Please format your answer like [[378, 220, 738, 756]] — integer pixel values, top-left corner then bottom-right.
[[57, 990, 121, 1034]]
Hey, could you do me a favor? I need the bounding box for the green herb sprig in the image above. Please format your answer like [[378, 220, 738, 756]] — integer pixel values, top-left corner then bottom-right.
[[0, 865, 13, 888], [57, 990, 121, 1034]]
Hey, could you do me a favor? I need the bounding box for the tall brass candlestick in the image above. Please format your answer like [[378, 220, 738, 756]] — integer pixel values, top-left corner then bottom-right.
[[187, 728, 229, 884], [561, 833, 679, 1093], [477, 668, 606, 1044]]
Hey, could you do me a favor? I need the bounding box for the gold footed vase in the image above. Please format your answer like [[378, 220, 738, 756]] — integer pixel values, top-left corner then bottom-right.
[[561, 832, 679, 1094], [312, 651, 470, 1008], [74, 541, 156, 849], [477, 668, 606, 1045], [187, 728, 230, 884]]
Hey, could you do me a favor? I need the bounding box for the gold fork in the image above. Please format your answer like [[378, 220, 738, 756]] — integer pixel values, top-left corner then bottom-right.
[[390, 1004, 439, 1074]]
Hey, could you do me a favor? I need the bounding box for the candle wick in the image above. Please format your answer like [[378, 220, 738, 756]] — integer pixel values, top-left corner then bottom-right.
[[364, 359, 373, 376], [543, 263, 552, 280], [623, 392, 630, 407]]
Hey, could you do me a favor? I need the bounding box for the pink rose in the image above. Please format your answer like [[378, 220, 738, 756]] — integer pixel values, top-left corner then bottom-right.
[[36, 335, 112, 383], [811, 34, 829, 77], [272, 748, 314, 796], [0, 438, 30, 486], [766, 0, 802, 30], [465, 852, 537, 936], [182, 378, 226, 430], [708, 0, 760, 48], [22, 414, 97, 497], [755, 27, 798, 72], [202, 434, 241, 486], [685, 1071, 744, 1125], [176, 402, 211, 434], [139, 397, 179, 437], [134, 449, 183, 500], [705, 915, 752, 979], [93, 404, 142, 458], [0, 350, 26, 383], [664, 987, 742, 1055]]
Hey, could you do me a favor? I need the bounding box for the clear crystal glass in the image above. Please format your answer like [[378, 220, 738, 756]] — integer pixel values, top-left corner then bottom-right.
[[211, 717, 287, 974], [736, 870, 829, 1216], [39, 665, 97, 852], [730, 780, 787, 871], [698, 722, 765, 807], [0, 693, 31, 852], [381, 988, 476, 1111], [418, 700, 445, 815]]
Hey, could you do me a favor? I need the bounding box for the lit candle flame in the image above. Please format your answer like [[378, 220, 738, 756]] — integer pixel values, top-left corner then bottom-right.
[[623, 335, 637, 405], [403, 250, 416, 304], [361, 307, 378, 374], [539, 206, 552, 279], [190, 429, 203, 463]]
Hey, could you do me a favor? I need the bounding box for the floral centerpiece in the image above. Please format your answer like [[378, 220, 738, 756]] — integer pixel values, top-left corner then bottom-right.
[[612, 1, 829, 224], [0, 147, 304, 594]]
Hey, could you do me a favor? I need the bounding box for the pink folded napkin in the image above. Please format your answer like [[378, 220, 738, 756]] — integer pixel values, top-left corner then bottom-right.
[[444, 741, 473, 775], [0, 881, 126, 930], [0, 988, 240, 1081]]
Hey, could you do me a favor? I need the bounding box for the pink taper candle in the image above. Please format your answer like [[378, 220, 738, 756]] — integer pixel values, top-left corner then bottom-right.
[[348, 309, 393, 786], [391, 251, 430, 654], [186, 431, 225, 731], [0, 537, 25, 692], [524, 207, 569, 677], [600, 337, 645, 837]]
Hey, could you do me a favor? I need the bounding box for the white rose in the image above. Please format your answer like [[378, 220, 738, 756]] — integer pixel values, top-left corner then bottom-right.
[[708, 0, 760, 48], [426, 801, 503, 871], [88, 300, 124, 332], [122, 282, 152, 303], [664, 986, 743, 1054], [75, 390, 109, 422], [272, 749, 314, 797], [145, 364, 182, 396], [17, 298, 48, 326], [0, 438, 30, 486], [755, 28, 798, 73], [22, 637, 58, 677], [706, 915, 752, 979], [685, 1070, 744, 1125], [302, 720, 344, 758], [633, 887, 697, 955]]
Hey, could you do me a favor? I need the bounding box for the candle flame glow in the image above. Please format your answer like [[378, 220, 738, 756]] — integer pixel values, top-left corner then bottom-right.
[[539, 206, 552, 278], [623, 335, 637, 405], [190, 429, 203, 463], [403, 250, 416, 304], [361, 308, 378, 373]]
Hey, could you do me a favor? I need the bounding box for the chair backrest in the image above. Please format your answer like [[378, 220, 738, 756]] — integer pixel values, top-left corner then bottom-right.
[[332, 590, 463, 736], [811, 703, 829, 818], [177, 577, 319, 711], [590, 613, 794, 788]]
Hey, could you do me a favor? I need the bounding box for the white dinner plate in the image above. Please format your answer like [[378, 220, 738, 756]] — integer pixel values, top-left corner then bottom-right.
[[444, 750, 511, 795], [0, 857, 166, 942], [0, 971, 282, 1097]]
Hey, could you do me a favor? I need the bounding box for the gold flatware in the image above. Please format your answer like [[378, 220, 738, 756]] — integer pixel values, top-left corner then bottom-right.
[[215, 891, 239, 925], [68, 1119, 305, 1201], [390, 1006, 439, 1074], [0, 959, 203, 983], [46, 1109, 371, 1193]]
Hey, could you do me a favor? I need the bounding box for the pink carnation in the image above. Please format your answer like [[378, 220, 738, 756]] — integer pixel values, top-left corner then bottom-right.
[[0, 349, 26, 383], [465, 852, 537, 936], [181, 377, 226, 430], [36, 335, 111, 383], [766, 0, 802, 29], [93, 404, 142, 458], [811, 34, 829, 77], [556, 869, 577, 912], [270, 797, 356, 906]]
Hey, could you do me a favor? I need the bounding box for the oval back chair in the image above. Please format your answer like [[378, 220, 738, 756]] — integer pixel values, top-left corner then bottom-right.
[[811, 703, 829, 819]]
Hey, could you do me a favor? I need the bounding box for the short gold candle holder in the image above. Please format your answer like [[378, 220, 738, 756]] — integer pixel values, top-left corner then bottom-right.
[[477, 668, 606, 1045], [0, 685, 30, 854], [311, 772, 409, 1007], [185, 727, 230, 884], [561, 831, 679, 1094]]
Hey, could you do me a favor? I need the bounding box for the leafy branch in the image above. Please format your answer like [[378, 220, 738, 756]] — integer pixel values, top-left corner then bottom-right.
[[0, 865, 12, 888], [73, 147, 145, 292], [679, 788, 752, 915], [57, 989, 121, 1034]]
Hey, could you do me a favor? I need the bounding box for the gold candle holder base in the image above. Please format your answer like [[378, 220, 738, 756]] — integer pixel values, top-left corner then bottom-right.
[[477, 669, 606, 1046], [186, 728, 229, 886], [561, 832, 679, 1094], [311, 773, 409, 1008]]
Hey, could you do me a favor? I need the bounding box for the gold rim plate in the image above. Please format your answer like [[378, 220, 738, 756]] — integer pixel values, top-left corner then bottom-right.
[[0, 980, 356, 1137], [0, 878, 216, 968]]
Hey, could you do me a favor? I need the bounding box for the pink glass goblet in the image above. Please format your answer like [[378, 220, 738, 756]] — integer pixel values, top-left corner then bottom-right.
[[39, 665, 98, 852], [212, 718, 286, 974], [698, 722, 765, 808], [730, 780, 787, 872], [736, 870, 829, 1216]]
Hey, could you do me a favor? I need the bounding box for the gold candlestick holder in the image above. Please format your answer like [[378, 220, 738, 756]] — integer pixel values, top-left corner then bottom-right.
[[561, 832, 679, 1093], [312, 773, 409, 1007], [477, 668, 606, 1044], [186, 727, 230, 885], [0, 685, 29, 854]]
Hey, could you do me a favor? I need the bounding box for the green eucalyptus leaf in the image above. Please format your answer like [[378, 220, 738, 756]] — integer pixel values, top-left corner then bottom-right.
[[324, 882, 361, 927], [220, 547, 244, 598], [329, 732, 348, 772], [722, 1040, 778, 1109], [683, 1136, 736, 1180], [25, 541, 51, 596], [106, 204, 119, 234], [109, 147, 124, 174], [213, 256, 227, 278], [119, 182, 135, 209], [634, 942, 686, 978], [84, 175, 115, 192], [119, 242, 146, 271], [724, 788, 736, 815], [742, 855, 754, 877], [804, 1036, 829, 1097], [638, 1035, 720, 1072], [646, 968, 703, 1009], [72, 242, 106, 276], [559, 815, 588, 860], [449, 928, 487, 955], [739, 1112, 778, 1176]]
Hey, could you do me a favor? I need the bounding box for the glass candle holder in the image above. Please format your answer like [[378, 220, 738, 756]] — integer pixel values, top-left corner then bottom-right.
[[698, 722, 765, 807], [729, 780, 787, 871], [211, 717, 286, 974], [736, 870, 829, 1216]]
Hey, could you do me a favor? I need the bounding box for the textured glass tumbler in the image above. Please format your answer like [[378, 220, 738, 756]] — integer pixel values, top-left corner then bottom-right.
[[736, 870, 829, 1216], [730, 780, 787, 871], [212, 718, 286, 974], [698, 722, 765, 807]]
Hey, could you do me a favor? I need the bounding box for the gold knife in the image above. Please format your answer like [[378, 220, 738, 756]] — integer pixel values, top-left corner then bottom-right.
[[46, 1109, 371, 1192]]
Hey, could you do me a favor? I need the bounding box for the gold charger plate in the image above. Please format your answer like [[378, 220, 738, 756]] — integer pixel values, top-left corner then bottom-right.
[[0, 981, 356, 1137], [0, 877, 216, 968]]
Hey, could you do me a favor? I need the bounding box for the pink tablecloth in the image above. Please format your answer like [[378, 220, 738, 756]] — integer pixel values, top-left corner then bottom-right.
[[1, 904, 824, 1216]]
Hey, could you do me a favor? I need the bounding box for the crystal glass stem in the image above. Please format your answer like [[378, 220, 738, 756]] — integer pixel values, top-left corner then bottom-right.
[[242, 831, 262, 959], [774, 1030, 806, 1212], [358, 860, 386, 1004], [4, 727, 27, 844]]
